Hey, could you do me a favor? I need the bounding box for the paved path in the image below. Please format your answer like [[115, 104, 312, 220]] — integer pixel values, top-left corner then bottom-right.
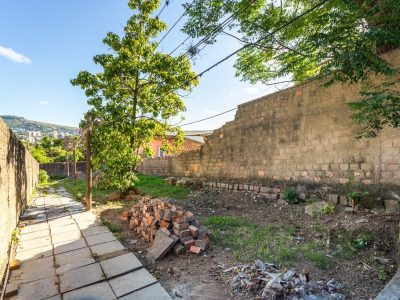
[[6, 187, 171, 300]]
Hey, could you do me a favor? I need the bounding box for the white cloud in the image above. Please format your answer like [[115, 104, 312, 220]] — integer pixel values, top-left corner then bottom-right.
[[39, 101, 50, 106], [205, 109, 218, 115], [0, 46, 31, 64], [243, 87, 259, 94], [229, 91, 235, 96]]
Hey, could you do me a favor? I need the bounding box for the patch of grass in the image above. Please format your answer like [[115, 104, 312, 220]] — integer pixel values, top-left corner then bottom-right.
[[101, 217, 122, 234], [205, 215, 328, 268], [57, 175, 191, 203], [301, 241, 329, 269], [11, 229, 19, 244], [56, 178, 113, 204], [331, 230, 374, 260], [135, 174, 191, 199], [378, 266, 388, 281]]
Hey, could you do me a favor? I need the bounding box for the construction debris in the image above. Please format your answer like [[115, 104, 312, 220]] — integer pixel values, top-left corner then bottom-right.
[[224, 260, 346, 299], [122, 196, 211, 262]]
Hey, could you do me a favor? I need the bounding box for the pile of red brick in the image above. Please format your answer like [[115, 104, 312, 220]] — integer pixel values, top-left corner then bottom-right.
[[122, 196, 211, 262]]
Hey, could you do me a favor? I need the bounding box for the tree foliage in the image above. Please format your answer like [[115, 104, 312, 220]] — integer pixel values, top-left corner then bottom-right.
[[24, 136, 84, 163], [183, 0, 400, 137], [71, 0, 198, 191]]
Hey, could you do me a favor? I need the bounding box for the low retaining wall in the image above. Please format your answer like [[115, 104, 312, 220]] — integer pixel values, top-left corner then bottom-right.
[[40, 161, 86, 178], [0, 118, 39, 281]]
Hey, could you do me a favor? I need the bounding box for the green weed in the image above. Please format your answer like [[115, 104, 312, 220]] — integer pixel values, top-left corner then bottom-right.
[[282, 187, 297, 204]]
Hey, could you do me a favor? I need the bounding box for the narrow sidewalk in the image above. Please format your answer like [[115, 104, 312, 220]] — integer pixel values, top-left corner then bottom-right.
[[5, 186, 171, 300]]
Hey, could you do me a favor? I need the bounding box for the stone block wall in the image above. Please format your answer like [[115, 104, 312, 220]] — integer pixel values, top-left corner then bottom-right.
[[138, 49, 400, 187], [0, 118, 39, 280]]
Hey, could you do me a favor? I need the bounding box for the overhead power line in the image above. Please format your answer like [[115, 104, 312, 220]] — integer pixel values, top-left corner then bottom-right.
[[157, 0, 196, 49], [178, 108, 238, 127], [183, 0, 257, 57], [171, 0, 256, 56], [98, 0, 329, 127], [196, 0, 330, 78], [156, 0, 170, 19]]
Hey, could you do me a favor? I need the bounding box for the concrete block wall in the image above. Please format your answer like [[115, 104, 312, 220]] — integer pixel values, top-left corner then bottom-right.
[[138, 49, 400, 187], [0, 118, 39, 281], [40, 161, 87, 178]]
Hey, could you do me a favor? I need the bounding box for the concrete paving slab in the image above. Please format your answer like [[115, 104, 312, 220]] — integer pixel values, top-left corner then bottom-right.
[[50, 224, 79, 235], [72, 211, 98, 222], [77, 220, 102, 230], [108, 268, 157, 297], [56, 258, 96, 275], [119, 283, 172, 300], [55, 247, 93, 266], [19, 229, 50, 241], [81, 225, 109, 237], [48, 218, 75, 227], [16, 245, 53, 262], [63, 281, 116, 300], [19, 223, 49, 235], [51, 230, 81, 244], [90, 241, 126, 257], [9, 256, 55, 284], [59, 263, 104, 293], [53, 238, 87, 255], [9, 276, 59, 300], [100, 252, 143, 279], [17, 236, 52, 252], [44, 295, 62, 300], [86, 232, 117, 246]]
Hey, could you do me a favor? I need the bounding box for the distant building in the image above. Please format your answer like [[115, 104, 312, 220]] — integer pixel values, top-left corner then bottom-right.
[[145, 130, 213, 158], [51, 130, 58, 138], [26, 131, 42, 143]]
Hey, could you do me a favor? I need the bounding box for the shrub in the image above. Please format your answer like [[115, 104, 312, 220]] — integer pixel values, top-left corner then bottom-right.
[[283, 187, 297, 204], [321, 203, 336, 215], [346, 176, 369, 206], [39, 170, 49, 184], [352, 234, 372, 249], [347, 191, 369, 206]]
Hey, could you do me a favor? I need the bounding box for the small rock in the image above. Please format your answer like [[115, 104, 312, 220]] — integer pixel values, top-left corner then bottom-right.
[[384, 199, 399, 213], [344, 207, 354, 213], [129, 239, 138, 245], [355, 218, 368, 224]]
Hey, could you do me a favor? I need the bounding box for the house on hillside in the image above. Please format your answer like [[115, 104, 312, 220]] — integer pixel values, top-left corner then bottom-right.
[[147, 130, 213, 157]]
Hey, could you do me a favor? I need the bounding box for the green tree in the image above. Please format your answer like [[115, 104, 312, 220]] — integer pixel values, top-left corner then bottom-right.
[[71, 0, 198, 191], [183, 0, 400, 137]]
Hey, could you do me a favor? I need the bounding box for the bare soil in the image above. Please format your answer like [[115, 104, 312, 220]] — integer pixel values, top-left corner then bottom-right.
[[96, 188, 399, 299]]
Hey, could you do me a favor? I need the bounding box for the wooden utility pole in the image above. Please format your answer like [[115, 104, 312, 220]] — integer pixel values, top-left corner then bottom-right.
[[66, 153, 70, 177], [86, 113, 93, 211], [73, 139, 77, 185]]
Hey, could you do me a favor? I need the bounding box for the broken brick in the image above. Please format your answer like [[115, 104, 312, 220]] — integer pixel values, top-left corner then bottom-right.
[[173, 243, 186, 255], [188, 225, 199, 238], [189, 245, 203, 255], [173, 222, 189, 231], [195, 236, 210, 251], [180, 236, 195, 250], [9, 259, 21, 271]]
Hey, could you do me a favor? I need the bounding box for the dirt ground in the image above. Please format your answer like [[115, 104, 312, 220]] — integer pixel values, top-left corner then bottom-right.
[[97, 188, 399, 299]]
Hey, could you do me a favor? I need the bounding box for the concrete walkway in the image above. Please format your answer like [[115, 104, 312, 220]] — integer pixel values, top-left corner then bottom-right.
[[6, 187, 171, 300]]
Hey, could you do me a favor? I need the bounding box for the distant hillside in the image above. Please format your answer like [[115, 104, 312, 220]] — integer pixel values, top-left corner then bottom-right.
[[0, 115, 78, 138]]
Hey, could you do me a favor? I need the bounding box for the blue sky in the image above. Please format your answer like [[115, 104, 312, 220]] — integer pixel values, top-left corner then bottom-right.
[[0, 0, 288, 130]]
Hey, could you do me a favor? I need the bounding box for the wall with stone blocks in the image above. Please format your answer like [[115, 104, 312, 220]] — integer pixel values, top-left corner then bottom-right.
[[40, 161, 87, 178], [138, 49, 400, 188], [0, 118, 39, 280]]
